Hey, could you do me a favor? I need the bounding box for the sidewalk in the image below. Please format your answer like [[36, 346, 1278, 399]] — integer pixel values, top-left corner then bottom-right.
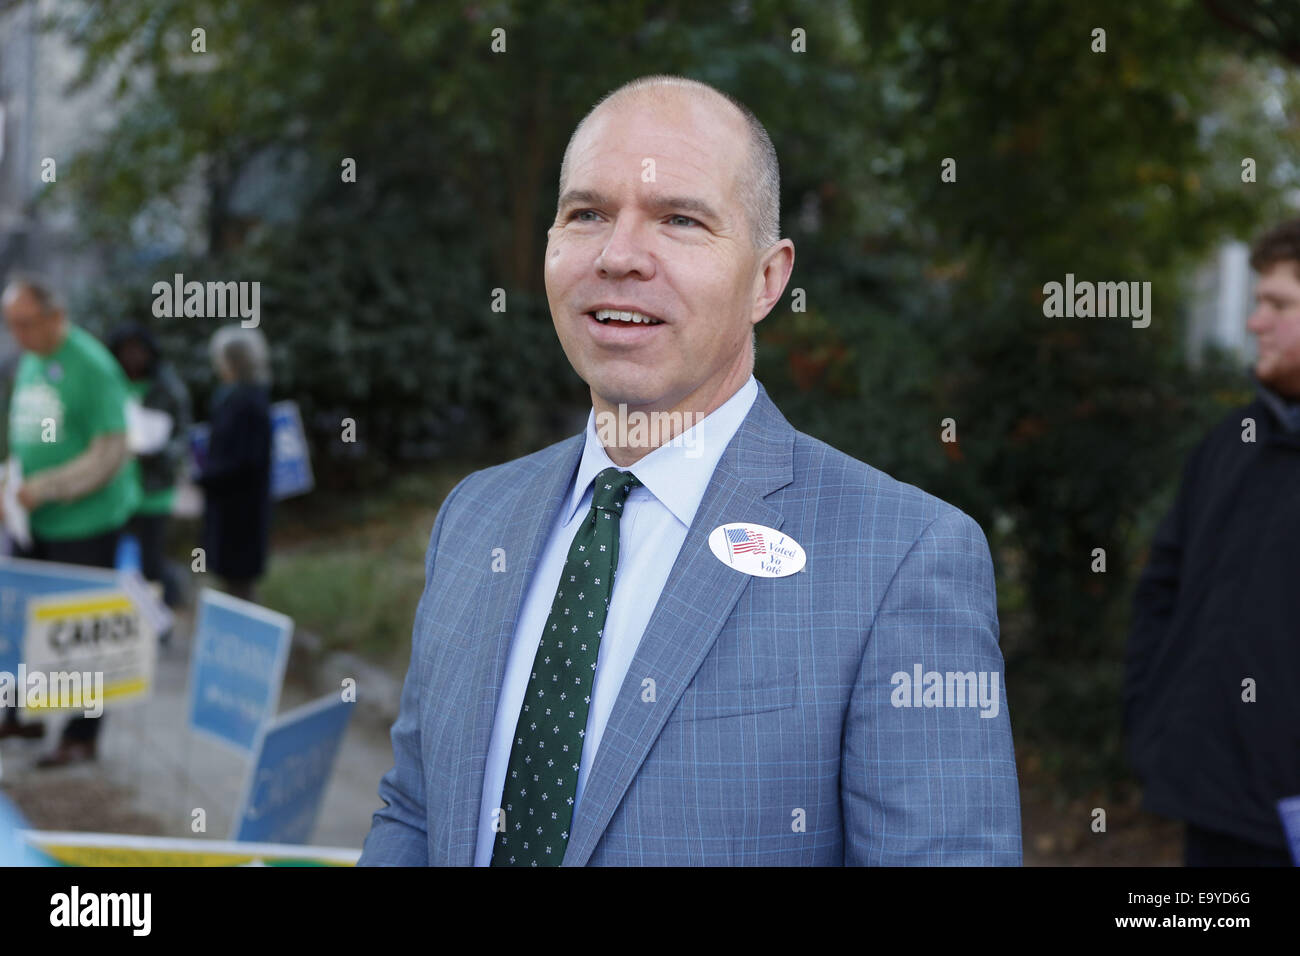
[[0, 609, 397, 850]]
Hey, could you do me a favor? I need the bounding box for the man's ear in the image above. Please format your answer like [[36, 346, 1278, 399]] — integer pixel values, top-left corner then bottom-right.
[[752, 239, 795, 323]]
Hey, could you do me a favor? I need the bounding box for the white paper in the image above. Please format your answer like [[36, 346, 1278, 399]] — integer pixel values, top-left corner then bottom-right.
[[120, 568, 174, 641], [3, 458, 31, 550], [171, 475, 204, 518], [125, 398, 174, 455]]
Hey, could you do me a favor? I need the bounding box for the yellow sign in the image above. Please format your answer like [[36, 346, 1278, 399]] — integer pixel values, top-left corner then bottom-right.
[[21, 588, 157, 712], [22, 831, 359, 867]]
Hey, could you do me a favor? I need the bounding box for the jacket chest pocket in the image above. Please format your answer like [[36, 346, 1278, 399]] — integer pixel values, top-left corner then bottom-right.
[[672, 619, 800, 721]]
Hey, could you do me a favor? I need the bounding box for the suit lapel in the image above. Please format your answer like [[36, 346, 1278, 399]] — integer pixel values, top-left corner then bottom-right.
[[445, 436, 584, 865], [564, 385, 795, 865]]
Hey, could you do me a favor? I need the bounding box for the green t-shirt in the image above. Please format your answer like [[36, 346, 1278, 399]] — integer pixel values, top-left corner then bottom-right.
[[8, 325, 140, 539], [125, 379, 177, 517]]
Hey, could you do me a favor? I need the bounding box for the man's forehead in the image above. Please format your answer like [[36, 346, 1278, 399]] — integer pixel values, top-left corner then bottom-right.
[[1, 285, 38, 312], [568, 94, 745, 187], [1258, 264, 1300, 292], [581, 86, 745, 146]]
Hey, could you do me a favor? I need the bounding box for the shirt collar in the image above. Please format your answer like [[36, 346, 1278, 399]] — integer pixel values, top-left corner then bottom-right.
[[566, 376, 759, 528]]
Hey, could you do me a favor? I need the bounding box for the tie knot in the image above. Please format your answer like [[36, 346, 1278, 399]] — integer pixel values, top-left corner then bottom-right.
[[590, 467, 640, 513]]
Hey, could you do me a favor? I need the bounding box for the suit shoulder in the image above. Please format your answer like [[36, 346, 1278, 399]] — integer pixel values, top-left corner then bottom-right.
[[788, 430, 986, 544]]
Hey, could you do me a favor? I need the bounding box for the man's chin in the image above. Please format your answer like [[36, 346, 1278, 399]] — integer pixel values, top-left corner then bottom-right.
[[584, 372, 669, 410], [1256, 363, 1300, 399], [590, 388, 664, 411]]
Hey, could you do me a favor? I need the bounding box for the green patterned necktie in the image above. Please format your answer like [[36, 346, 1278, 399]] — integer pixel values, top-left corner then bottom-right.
[[490, 466, 641, 867]]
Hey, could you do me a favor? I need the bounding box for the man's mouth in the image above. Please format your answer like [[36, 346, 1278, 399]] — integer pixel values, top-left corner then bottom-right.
[[586, 309, 665, 326]]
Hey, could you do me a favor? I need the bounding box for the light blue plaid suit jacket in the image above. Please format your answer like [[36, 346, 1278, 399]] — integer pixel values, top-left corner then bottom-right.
[[360, 382, 1022, 865]]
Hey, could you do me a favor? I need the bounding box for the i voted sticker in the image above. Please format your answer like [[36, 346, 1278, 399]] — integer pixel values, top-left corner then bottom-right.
[[708, 523, 806, 578]]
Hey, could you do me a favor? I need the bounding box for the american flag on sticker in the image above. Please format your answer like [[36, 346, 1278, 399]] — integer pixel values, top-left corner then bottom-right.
[[726, 527, 766, 557]]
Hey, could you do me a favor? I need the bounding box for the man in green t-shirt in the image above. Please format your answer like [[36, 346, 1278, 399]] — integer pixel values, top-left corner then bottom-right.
[[0, 274, 139, 766]]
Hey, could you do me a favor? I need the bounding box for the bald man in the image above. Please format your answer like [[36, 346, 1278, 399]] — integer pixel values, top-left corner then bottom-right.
[[360, 75, 1021, 867], [0, 274, 138, 766]]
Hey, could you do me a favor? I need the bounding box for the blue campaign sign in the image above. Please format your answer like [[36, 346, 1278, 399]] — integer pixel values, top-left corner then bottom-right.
[[1278, 795, 1300, 866], [0, 558, 120, 675], [187, 588, 292, 753], [187, 400, 313, 502], [231, 694, 354, 844], [269, 400, 314, 501]]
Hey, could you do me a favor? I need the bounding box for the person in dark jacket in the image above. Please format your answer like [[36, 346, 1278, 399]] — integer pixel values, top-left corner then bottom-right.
[[196, 325, 272, 603], [1125, 218, 1300, 867], [108, 323, 192, 614]]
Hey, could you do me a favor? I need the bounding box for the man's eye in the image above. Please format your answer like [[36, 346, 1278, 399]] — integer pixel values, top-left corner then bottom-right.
[[667, 215, 699, 227], [570, 209, 600, 222]]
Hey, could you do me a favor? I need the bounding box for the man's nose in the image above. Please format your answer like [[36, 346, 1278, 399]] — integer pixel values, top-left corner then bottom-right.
[[1246, 306, 1269, 333], [595, 219, 654, 278]]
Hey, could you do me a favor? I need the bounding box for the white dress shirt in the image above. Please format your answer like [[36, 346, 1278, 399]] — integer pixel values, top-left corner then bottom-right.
[[473, 375, 758, 864]]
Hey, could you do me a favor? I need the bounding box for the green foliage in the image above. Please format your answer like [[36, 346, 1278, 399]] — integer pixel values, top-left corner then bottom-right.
[[256, 466, 468, 663], [258, 537, 428, 665]]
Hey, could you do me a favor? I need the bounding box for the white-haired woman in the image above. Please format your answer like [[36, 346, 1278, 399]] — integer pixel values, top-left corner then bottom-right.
[[196, 325, 273, 602]]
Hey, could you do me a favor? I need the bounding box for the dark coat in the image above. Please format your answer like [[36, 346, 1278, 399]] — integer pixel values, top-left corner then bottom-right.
[[107, 324, 193, 494], [1124, 393, 1300, 850], [197, 383, 272, 580], [137, 362, 193, 494]]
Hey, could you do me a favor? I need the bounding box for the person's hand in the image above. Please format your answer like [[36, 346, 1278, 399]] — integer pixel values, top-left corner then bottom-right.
[[16, 485, 38, 511]]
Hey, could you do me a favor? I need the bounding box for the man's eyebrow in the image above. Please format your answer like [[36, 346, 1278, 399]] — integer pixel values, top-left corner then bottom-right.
[[557, 189, 723, 223], [557, 189, 609, 211]]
